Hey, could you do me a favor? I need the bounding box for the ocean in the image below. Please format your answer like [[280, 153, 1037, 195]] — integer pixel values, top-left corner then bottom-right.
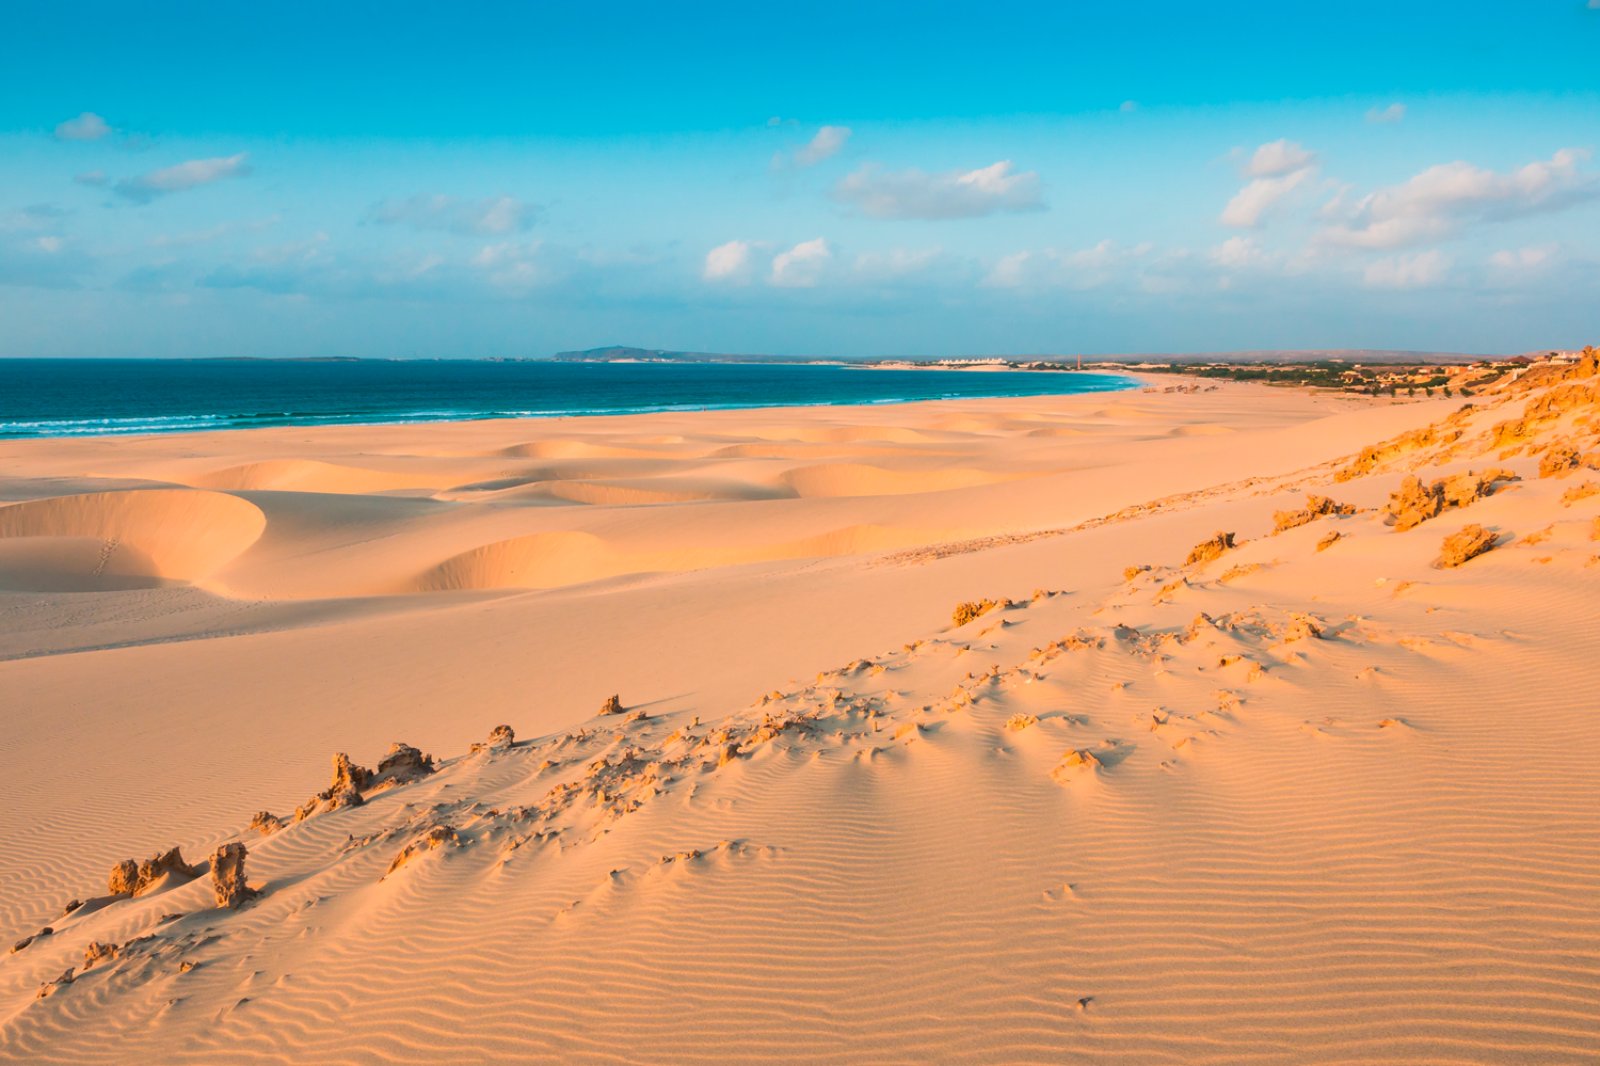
[[0, 359, 1136, 440]]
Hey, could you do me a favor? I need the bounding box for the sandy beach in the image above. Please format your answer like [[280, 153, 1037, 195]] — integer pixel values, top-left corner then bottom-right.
[[2, 365, 1599, 1064]]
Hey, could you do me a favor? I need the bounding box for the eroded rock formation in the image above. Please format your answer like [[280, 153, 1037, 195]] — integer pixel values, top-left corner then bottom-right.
[[1437, 524, 1498, 568], [1539, 442, 1581, 478], [1273, 495, 1357, 533], [1185, 532, 1236, 566], [952, 598, 1012, 626], [211, 842, 257, 910], [372, 743, 435, 789], [1386, 471, 1514, 531], [386, 825, 458, 877], [1336, 424, 1462, 482], [107, 847, 201, 897]]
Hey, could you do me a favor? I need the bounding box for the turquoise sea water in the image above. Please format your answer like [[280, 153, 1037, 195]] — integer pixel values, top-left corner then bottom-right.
[[0, 359, 1136, 440]]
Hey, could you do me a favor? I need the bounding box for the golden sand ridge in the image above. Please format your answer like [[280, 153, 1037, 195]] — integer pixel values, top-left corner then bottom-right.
[[2, 358, 1599, 1063]]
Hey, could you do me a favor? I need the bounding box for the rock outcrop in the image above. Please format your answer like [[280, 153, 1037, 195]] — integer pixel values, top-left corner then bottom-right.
[[211, 842, 257, 910], [1539, 443, 1581, 478], [1282, 614, 1323, 642], [371, 743, 435, 789], [599, 694, 624, 716], [1386, 471, 1514, 531], [293, 752, 374, 821], [1440, 471, 1514, 509], [1273, 495, 1357, 533], [1185, 532, 1236, 566], [1386, 475, 1443, 531], [1050, 749, 1102, 784], [293, 744, 434, 820], [330, 752, 374, 793], [35, 969, 74, 999], [1335, 424, 1462, 482], [471, 724, 517, 753], [107, 847, 201, 897], [1437, 524, 1498, 568], [385, 825, 458, 877], [248, 811, 284, 835], [952, 598, 1012, 626]]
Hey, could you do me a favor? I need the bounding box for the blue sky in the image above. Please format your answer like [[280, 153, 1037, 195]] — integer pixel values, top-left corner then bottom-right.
[[2, 0, 1598, 358]]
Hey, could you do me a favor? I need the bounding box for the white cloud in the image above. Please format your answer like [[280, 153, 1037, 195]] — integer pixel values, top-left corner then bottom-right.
[[74, 170, 107, 187], [1221, 141, 1319, 228], [1489, 245, 1556, 271], [703, 240, 755, 282], [472, 240, 547, 287], [1366, 103, 1406, 124], [833, 160, 1044, 219], [770, 237, 831, 287], [1221, 167, 1314, 228], [1060, 239, 1120, 271], [790, 125, 852, 168], [1119, 100, 1139, 114], [114, 153, 250, 203], [1246, 139, 1317, 178], [1321, 148, 1594, 249], [1363, 250, 1450, 289], [370, 194, 535, 235], [1317, 185, 1352, 219], [54, 112, 111, 141], [984, 250, 1035, 288], [1211, 235, 1273, 269]]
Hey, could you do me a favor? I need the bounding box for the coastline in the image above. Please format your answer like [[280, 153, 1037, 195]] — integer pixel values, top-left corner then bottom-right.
[[0, 360, 1140, 442], [2, 371, 1598, 1061]]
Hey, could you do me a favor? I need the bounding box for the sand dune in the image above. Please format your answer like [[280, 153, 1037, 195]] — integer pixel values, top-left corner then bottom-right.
[[1168, 422, 1235, 436], [532, 476, 789, 506], [191, 458, 459, 495], [781, 462, 1025, 498], [414, 522, 941, 592], [0, 536, 168, 592], [0, 489, 265, 590], [417, 530, 612, 590], [2, 368, 1599, 1063], [742, 422, 945, 445], [498, 439, 673, 460]]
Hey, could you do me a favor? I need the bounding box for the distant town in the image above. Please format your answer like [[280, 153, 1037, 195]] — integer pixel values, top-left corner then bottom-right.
[[1119, 350, 1590, 396]]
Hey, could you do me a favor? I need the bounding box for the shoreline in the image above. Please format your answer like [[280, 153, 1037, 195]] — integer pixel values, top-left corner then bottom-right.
[[3, 369, 1596, 1061], [0, 362, 1142, 443]]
